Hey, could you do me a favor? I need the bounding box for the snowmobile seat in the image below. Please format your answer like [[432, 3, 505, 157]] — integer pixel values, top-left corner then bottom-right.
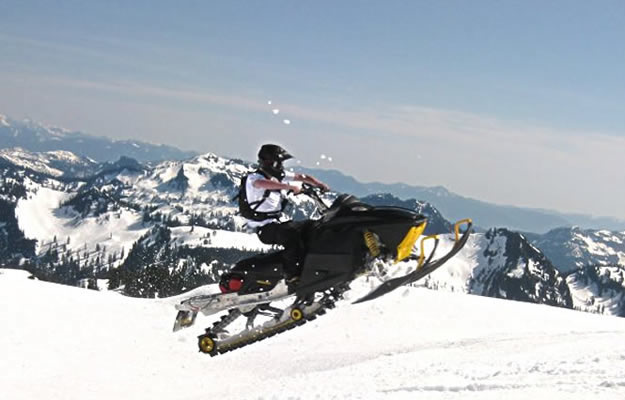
[[220, 251, 285, 295]]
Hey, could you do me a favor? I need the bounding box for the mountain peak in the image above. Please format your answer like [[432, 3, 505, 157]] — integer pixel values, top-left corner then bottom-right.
[[160, 165, 189, 192], [430, 185, 452, 197], [0, 112, 197, 162], [0, 147, 98, 178]]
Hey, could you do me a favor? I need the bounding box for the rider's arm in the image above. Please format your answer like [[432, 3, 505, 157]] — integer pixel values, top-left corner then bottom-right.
[[294, 173, 330, 191], [253, 179, 301, 193]]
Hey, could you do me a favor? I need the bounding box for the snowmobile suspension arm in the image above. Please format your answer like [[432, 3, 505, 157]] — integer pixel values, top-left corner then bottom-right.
[[418, 235, 439, 268], [455, 219, 473, 242], [353, 218, 473, 304]]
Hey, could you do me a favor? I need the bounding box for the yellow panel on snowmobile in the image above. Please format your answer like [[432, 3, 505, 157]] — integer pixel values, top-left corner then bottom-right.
[[395, 222, 427, 263]]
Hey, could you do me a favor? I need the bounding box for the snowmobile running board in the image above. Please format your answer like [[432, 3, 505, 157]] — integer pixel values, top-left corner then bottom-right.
[[172, 282, 290, 332], [353, 219, 473, 304]]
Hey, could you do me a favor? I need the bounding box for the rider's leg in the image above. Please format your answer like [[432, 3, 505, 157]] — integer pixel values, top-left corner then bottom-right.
[[219, 251, 284, 293], [257, 220, 313, 279]]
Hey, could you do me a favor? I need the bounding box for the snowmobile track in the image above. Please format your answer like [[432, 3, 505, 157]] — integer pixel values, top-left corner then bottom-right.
[[201, 290, 340, 357]]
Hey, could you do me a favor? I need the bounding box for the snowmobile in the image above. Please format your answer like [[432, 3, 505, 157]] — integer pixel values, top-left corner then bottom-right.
[[173, 184, 472, 356]]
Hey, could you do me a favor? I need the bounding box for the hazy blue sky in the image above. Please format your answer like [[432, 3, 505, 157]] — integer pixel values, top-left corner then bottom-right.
[[1, 0, 625, 218]]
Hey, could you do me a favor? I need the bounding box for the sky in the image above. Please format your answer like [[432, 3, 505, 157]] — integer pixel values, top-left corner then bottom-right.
[[1, 0, 625, 219]]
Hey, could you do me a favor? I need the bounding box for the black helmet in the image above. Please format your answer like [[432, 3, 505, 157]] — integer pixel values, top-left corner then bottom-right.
[[258, 144, 293, 163], [257, 144, 293, 180]]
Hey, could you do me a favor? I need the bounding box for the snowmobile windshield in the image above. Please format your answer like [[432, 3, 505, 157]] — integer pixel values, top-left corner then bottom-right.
[[322, 194, 372, 221]]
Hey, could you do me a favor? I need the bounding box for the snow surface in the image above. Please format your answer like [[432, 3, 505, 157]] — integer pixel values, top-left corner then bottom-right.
[[169, 226, 271, 251], [3, 268, 625, 400], [425, 233, 502, 293], [0, 148, 64, 177], [15, 185, 149, 256], [0, 148, 97, 177], [567, 265, 625, 315], [576, 232, 616, 257]]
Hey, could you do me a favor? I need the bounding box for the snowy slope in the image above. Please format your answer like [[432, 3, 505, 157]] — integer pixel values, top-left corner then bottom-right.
[[0, 147, 98, 178], [566, 264, 625, 316], [423, 229, 571, 308], [3, 269, 625, 400], [4, 147, 625, 320], [168, 226, 270, 251], [9, 150, 318, 260], [15, 183, 148, 257], [90, 152, 258, 230], [531, 227, 625, 273]]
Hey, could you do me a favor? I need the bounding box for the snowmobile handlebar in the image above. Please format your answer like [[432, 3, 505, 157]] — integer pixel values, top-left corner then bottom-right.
[[298, 183, 330, 211]]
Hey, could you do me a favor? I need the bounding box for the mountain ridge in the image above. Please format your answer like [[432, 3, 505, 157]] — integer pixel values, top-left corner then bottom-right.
[[2, 148, 624, 320], [0, 113, 197, 162], [3, 111, 624, 233], [299, 167, 625, 233]]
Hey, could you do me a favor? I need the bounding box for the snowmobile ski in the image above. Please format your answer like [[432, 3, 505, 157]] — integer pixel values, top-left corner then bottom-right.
[[353, 219, 472, 304]]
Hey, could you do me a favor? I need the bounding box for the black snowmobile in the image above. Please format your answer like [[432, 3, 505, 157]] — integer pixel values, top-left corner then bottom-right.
[[173, 185, 472, 356]]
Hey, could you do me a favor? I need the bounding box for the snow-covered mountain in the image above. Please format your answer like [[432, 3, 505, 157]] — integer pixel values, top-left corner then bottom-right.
[[528, 226, 625, 273], [359, 193, 454, 235], [3, 268, 625, 400], [566, 264, 625, 316], [2, 148, 625, 320], [0, 113, 196, 162], [425, 228, 572, 307], [4, 111, 625, 232], [0, 147, 99, 178], [303, 167, 625, 232]]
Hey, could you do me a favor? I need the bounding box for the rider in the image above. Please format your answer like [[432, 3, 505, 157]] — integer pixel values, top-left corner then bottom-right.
[[220, 144, 329, 292]]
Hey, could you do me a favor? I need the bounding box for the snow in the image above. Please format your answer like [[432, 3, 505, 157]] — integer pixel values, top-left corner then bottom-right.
[[156, 162, 182, 182], [147, 153, 247, 198], [567, 265, 625, 315], [3, 268, 625, 400], [0, 148, 96, 177], [426, 233, 501, 293], [44, 150, 84, 162], [169, 226, 271, 251], [508, 260, 526, 278], [4, 150, 253, 258], [0, 149, 65, 177], [0, 114, 9, 126], [576, 232, 615, 257], [46, 125, 71, 138], [567, 276, 615, 313], [15, 185, 149, 256]]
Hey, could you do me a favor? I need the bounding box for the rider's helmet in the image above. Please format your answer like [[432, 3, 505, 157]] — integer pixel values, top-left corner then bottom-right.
[[258, 144, 293, 180]]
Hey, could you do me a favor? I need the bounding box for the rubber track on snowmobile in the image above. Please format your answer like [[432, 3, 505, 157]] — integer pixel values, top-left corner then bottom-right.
[[201, 291, 341, 356]]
